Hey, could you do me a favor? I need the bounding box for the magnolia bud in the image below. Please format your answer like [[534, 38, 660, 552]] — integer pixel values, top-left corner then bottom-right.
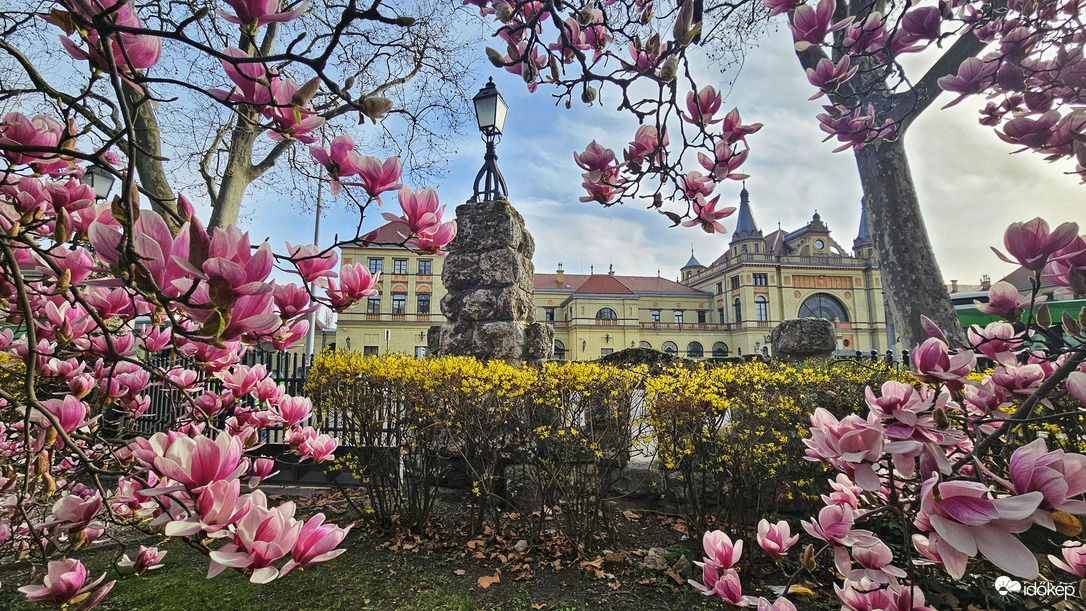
[[933, 406, 949, 429], [640, 5, 652, 23], [42, 473, 57, 495], [577, 2, 596, 26], [44, 427, 58, 448], [1037, 303, 1051, 328], [1064, 311, 1081, 336], [361, 96, 393, 122], [565, 99, 572, 109], [581, 85, 597, 104], [35, 452, 49, 477], [658, 56, 678, 81], [493, 1, 513, 21], [549, 56, 561, 82], [55, 268, 72, 296], [486, 47, 506, 68], [1054, 510, 1083, 537], [801, 544, 816, 571], [673, 0, 694, 43], [343, 75, 355, 92]]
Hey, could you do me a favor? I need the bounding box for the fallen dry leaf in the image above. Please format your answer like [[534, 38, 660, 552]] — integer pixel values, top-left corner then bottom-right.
[[478, 569, 501, 589], [531, 604, 547, 610], [466, 540, 484, 549], [664, 569, 684, 585], [622, 510, 641, 521], [608, 580, 621, 590], [671, 522, 689, 535], [454, 569, 466, 576]]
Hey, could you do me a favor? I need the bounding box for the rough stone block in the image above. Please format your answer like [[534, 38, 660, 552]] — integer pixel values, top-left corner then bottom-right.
[[473, 321, 526, 360], [438, 322, 475, 356], [426, 325, 442, 356], [453, 207, 524, 251], [477, 248, 531, 287], [441, 252, 481, 291], [771, 318, 837, 361], [523, 322, 554, 362]]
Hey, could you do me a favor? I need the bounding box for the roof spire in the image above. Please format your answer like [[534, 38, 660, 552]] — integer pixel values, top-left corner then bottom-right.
[[731, 186, 761, 242], [856, 198, 872, 243]]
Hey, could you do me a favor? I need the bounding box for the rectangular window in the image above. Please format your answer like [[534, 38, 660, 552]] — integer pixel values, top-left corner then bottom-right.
[[392, 293, 406, 314], [697, 310, 707, 324], [393, 259, 408, 274], [417, 259, 432, 276], [651, 310, 660, 323], [756, 300, 769, 322], [368, 258, 383, 275], [544, 307, 555, 322], [718, 308, 725, 324], [363, 346, 379, 356], [730, 275, 740, 290], [753, 273, 769, 286], [600, 348, 614, 357], [734, 300, 742, 322], [715, 282, 723, 294], [367, 297, 381, 314], [674, 310, 684, 324], [417, 293, 431, 315]]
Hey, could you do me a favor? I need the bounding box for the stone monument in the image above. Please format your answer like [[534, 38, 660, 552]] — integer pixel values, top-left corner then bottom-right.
[[431, 199, 553, 363], [770, 318, 837, 362]]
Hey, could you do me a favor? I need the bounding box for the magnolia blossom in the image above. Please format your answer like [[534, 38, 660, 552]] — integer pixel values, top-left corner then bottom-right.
[[219, 0, 308, 27], [1049, 541, 1086, 578], [756, 519, 798, 560], [152, 431, 246, 493], [790, 0, 851, 51], [835, 579, 933, 611], [994, 217, 1079, 271], [683, 86, 723, 125], [681, 194, 736, 234], [18, 558, 114, 609], [208, 491, 300, 584], [280, 513, 351, 575], [1007, 438, 1086, 526], [118, 546, 167, 575]]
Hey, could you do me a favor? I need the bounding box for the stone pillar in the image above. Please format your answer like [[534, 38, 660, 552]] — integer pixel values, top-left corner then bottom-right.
[[770, 318, 836, 362], [436, 199, 553, 363]]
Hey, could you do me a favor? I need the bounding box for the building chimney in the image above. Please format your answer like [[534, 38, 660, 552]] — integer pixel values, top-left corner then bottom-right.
[[556, 262, 564, 283], [608, 263, 614, 276], [950, 279, 958, 293], [980, 274, 991, 291]]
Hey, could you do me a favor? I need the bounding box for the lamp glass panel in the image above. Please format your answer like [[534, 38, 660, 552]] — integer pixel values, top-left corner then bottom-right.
[[492, 94, 508, 134], [473, 95, 496, 131]]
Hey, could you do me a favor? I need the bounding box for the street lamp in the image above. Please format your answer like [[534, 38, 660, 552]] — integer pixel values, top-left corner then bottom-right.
[[469, 78, 509, 203], [79, 165, 116, 200]]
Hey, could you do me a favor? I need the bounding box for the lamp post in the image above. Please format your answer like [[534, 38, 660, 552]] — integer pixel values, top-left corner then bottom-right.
[[78, 165, 117, 200], [469, 78, 509, 203]]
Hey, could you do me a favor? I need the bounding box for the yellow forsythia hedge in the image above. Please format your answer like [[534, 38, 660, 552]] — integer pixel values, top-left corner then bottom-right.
[[305, 352, 910, 532]]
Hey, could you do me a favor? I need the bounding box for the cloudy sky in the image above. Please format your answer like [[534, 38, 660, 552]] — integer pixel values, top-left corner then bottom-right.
[[240, 24, 1083, 291]]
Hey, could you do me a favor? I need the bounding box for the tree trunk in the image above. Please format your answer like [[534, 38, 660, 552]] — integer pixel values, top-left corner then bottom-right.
[[208, 115, 259, 229], [854, 136, 966, 349], [121, 83, 177, 221]]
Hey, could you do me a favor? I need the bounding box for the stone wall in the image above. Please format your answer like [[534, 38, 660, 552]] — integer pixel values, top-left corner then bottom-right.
[[436, 199, 553, 363]]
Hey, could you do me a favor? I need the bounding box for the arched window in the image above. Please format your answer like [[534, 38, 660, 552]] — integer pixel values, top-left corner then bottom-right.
[[596, 307, 618, 319], [755, 296, 769, 322], [712, 342, 729, 357], [798, 293, 850, 322], [687, 341, 704, 358], [661, 341, 678, 354], [553, 339, 566, 360], [639, 340, 653, 349], [733, 298, 742, 323]]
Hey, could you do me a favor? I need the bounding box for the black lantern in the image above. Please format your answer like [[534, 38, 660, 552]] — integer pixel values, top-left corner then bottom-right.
[[469, 78, 509, 203], [79, 165, 116, 200]]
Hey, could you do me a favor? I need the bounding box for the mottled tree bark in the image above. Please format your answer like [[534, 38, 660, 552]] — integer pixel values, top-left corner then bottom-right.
[[121, 83, 177, 221], [854, 138, 965, 348]]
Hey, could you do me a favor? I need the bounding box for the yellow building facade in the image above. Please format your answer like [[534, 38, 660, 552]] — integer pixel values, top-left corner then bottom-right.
[[336, 188, 890, 359]]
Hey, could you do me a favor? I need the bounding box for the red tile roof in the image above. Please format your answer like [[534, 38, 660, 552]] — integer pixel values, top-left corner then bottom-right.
[[573, 274, 636, 295], [533, 273, 705, 295]]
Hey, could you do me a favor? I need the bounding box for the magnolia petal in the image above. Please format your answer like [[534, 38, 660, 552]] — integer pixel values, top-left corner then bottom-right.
[[974, 526, 1039, 578]]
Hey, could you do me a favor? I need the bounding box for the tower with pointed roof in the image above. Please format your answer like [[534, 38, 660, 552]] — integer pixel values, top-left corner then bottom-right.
[[853, 201, 875, 260], [729, 186, 765, 257], [681, 248, 705, 281]]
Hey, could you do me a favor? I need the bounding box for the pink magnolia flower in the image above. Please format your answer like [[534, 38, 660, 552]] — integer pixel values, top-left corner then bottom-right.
[[40, 395, 90, 435], [849, 540, 906, 584], [18, 558, 114, 609], [280, 513, 351, 575], [990, 363, 1045, 397], [689, 565, 749, 605], [841, 12, 888, 54], [249, 457, 277, 487], [790, 0, 851, 51], [900, 6, 943, 41], [384, 186, 443, 235], [909, 337, 975, 390], [574, 141, 619, 177], [997, 110, 1061, 151], [118, 545, 167, 575], [262, 78, 324, 144], [938, 58, 999, 108], [683, 86, 723, 126], [627, 34, 662, 71], [324, 263, 380, 311], [682, 194, 736, 234], [967, 321, 1022, 361], [286, 243, 338, 286], [410, 220, 457, 255], [165, 479, 253, 537], [1069, 371, 1086, 404], [756, 519, 798, 560], [975, 280, 1036, 319], [915, 475, 1042, 578], [210, 48, 277, 106], [835, 579, 933, 611], [298, 433, 338, 462], [50, 492, 103, 532], [701, 530, 743, 569], [57, 1, 162, 73], [208, 490, 301, 584], [1045, 235, 1086, 294], [219, 0, 307, 27], [823, 473, 863, 509], [1008, 438, 1086, 523], [1049, 541, 1086, 578], [753, 597, 797, 611], [994, 217, 1078, 271], [764, 0, 802, 18], [803, 408, 884, 490], [152, 431, 246, 493], [276, 396, 313, 428], [719, 108, 763, 145], [806, 56, 857, 98], [625, 125, 668, 166], [698, 141, 749, 181], [273, 283, 316, 319], [354, 156, 403, 203], [679, 171, 715, 199], [0, 113, 66, 169]]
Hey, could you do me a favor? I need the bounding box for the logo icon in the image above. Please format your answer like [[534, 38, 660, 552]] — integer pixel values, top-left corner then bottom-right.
[[995, 576, 1022, 596]]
